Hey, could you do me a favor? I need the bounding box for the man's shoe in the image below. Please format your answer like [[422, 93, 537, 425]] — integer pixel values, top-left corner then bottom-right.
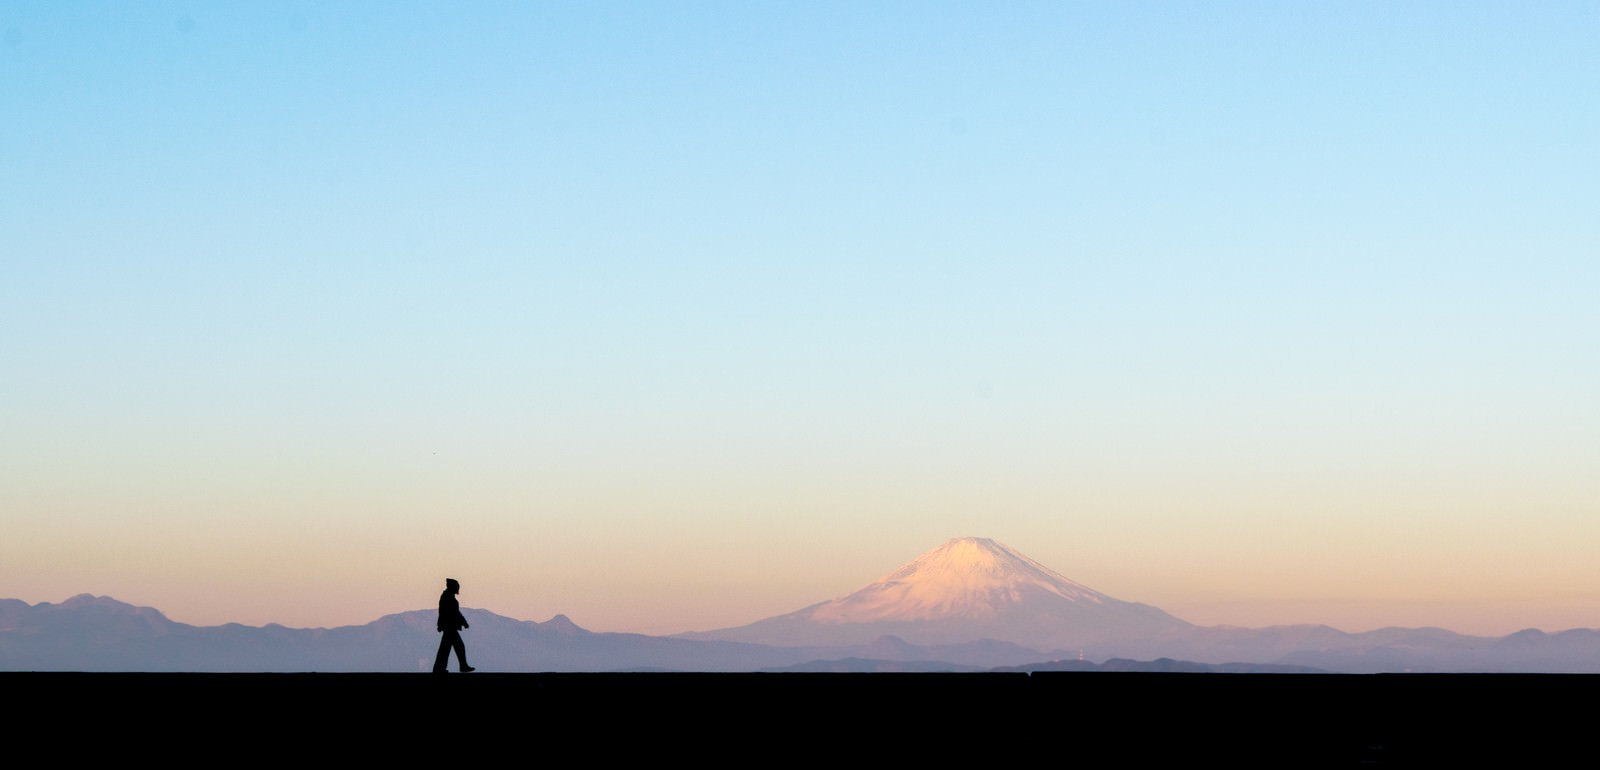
[[461, 666, 475, 673]]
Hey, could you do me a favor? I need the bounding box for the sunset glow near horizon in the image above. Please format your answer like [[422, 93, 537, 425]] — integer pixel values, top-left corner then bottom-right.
[[4, 3, 1597, 640]]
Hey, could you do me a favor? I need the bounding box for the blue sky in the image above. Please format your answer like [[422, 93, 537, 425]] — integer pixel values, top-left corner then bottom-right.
[[3, 2, 1597, 635]]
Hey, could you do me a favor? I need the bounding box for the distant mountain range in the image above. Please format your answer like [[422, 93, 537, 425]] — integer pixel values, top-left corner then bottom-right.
[[7, 537, 1600, 672], [0, 593, 1064, 672]]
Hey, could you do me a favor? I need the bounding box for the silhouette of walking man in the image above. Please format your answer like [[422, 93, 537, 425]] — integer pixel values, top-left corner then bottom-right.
[[433, 578, 474, 673]]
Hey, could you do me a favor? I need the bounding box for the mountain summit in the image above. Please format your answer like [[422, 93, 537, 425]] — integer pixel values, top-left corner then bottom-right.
[[683, 537, 1193, 650], [807, 537, 1114, 623]]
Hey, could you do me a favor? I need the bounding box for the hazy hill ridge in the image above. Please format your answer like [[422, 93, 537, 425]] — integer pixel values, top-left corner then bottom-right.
[[8, 538, 1600, 672]]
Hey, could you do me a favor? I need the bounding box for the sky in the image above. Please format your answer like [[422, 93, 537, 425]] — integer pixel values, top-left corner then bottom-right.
[[3, 2, 1597, 639]]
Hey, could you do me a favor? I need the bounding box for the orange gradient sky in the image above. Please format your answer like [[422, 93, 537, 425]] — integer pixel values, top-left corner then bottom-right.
[[4, 3, 1597, 639]]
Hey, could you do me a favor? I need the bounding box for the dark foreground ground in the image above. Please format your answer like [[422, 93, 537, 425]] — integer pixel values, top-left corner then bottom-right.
[[8, 671, 1592, 765]]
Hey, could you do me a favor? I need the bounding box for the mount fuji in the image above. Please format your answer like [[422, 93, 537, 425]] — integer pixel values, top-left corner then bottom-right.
[[680, 537, 1192, 649]]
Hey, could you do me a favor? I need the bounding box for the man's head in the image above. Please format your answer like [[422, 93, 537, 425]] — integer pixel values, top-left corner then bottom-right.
[[446, 578, 460, 594]]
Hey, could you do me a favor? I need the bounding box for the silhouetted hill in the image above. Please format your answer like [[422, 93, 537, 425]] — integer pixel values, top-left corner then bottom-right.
[[0, 595, 1056, 672], [7, 670, 1592, 765], [994, 656, 1330, 673], [9, 594, 1600, 673]]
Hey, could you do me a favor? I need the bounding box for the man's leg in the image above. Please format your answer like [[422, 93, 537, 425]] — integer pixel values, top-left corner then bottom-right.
[[452, 633, 472, 672], [433, 631, 453, 673]]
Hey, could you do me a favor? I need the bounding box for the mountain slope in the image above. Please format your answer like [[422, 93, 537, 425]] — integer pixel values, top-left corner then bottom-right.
[[681, 537, 1192, 648]]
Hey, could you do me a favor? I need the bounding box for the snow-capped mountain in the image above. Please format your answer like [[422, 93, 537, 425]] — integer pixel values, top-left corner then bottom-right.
[[680, 537, 1193, 649], [806, 536, 1129, 622]]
